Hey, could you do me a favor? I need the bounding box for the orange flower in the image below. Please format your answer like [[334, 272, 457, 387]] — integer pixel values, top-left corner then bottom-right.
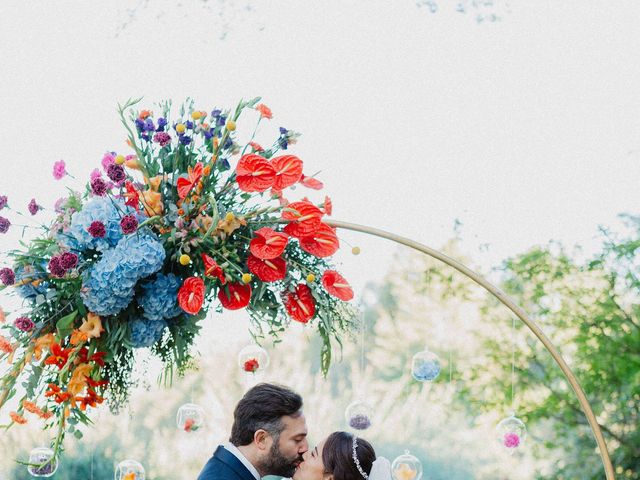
[[138, 110, 153, 120], [33, 333, 56, 360], [0, 306, 5, 323], [79, 313, 104, 339], [0, 335, 13, 354], [144, 175, 163, 192], [125, 157, 141, 170], [255, 103, 273, 120], [68, 363, 93, 395], [124, 473, 136, 480], [44, 343, 72, 369], [9, 411, 27, 425], [70, 329, 89, 346], [140, 189, 163, 216], [22, 400, 40, 414]]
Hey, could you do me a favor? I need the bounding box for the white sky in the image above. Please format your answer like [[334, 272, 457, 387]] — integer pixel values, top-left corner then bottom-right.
[[0, 0, 639, 291]]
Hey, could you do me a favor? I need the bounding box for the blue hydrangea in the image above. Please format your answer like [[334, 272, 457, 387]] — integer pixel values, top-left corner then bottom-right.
[[130, 318, 167, 348], [81, 230, 166, 316], [138, 273, 182, 321], [64, 197, 137, 252]]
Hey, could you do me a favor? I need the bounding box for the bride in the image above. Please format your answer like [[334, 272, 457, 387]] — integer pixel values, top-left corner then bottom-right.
[[293, 432, 391, 480]]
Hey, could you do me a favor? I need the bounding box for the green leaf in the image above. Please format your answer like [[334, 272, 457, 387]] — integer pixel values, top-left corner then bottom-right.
[[56, 311, 78, 339]]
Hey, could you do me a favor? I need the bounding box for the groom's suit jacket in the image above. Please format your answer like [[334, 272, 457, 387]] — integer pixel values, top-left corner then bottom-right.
[[198, 445, 258, 480]]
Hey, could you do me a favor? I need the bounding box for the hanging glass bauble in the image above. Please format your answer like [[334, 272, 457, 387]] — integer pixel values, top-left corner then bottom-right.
[[27, 447, 58, 477], [345, 400, 373, 430], [496, 412, 527, 454], [411, 348, 441, 382], [391, 450, 423, 480], [115, 459, 146, 480], [176, 403, 205, 433], [238, 344, 270, 374]]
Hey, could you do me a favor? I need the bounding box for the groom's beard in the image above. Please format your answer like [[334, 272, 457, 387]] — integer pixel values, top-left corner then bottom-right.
[[258, 440, 304, 478]]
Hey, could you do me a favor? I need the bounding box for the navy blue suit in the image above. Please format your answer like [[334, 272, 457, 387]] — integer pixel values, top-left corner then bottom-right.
[[198, 446, 258, 480]]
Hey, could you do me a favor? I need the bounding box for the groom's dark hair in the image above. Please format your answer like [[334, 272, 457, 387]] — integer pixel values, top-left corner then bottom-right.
[[230, 383, 303, 446]]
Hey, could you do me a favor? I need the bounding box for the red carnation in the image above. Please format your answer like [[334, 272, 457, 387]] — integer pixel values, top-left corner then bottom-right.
[[243, 358, 260, 372], [300, 223, 339, 258], [249, 227, 289, 260], [282, 284, 316, 323], [235, 154, 275, 192], [321, 270, 354, 301], [247, 254, 287, 282], [218, 282, 252, 310], [282, 201, 323, 238], [271, 155, 303, 191], [178, 277, 205, 315]]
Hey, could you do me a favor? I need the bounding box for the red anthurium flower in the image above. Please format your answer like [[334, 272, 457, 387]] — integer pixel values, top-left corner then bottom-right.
[[202, 253, 226, 284], [299, 174, 324, 190], [300, 223, 340, 258], [282, 284, 316, 323], [247, 254, 287, 282], [323, 196, 332, 216], [321, 270, 354, 301], [123, 181, 140, 211], [218, 282, 252, 310], [177, 162, 204, 199], [271, 155, 303, 190], [178, 277, 205, 315], [44, 343, 71, 369], [236, 154, 276, 192], [249, 227, 289, 260], [89, 351, 107, 367], [282, 201, 323, 238]]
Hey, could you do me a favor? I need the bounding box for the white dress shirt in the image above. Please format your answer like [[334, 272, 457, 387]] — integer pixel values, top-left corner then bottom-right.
[[223, 442, 261, 480]]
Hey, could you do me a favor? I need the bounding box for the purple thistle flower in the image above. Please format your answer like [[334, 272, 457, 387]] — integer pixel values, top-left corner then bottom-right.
[[90, 177, 108, 196], [203, 129, 214, 140], [48, 256, 66, 278], [28, 198, 41, 216], [156, 117, 167, 131], [153, 132, 171, 147], [0, 195, 7, 210], [60, 252, 78, 270], [179, 135, 192, 146], [106, 164, 126, 183], [135, 118, 145, 131], [87, 220, 106, 238], [0, 216, 10, 234], [144, 118, 155, 132], [185, 120, 194, 130], [120, 215, 138, 234], [141, 132, 151, 142], [0, 268, 15, 285], [52, 160, 67, 180], [14, 316, 35, 332]]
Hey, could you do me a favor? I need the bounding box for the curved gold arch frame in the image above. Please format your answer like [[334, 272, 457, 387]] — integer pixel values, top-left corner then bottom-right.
[[326, 219, 615, 479]]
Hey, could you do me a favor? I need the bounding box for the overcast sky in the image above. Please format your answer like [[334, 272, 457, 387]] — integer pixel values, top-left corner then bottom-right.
[[1, 0, 639, 294]]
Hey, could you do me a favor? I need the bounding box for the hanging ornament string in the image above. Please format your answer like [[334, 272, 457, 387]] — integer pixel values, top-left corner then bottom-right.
[[510, 315, 516, 409]]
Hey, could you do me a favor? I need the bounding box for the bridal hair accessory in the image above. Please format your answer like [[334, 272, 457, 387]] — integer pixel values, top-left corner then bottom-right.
[[352, 436, 369, 480]]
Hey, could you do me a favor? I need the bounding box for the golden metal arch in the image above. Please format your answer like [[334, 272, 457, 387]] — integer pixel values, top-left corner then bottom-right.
[[326, 219, 615, 479]]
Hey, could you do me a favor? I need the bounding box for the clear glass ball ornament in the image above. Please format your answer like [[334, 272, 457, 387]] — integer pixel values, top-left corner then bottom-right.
[[345, 400, 374, 431], [114, 459, 146, 480], [27, 447, 58, 477], [411, 348, 441, 382], [391, 450, 423, 480], [496, 412, 527, 454], [176, 403, 205, 433]]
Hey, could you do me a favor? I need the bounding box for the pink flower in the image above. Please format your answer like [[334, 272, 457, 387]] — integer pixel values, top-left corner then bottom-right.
[[503, 432, 520, 449], [52, 160, 67, 180], [101, 152, 115, 171], [14, 316, 35, 332], [90, 169, 102, 181]]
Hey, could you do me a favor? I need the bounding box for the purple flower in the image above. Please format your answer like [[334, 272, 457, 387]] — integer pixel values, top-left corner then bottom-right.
[[141, 133, 151, 142], [28, 198, 41, 216], [106, 164, 126, 183], [0, 216, 10, 234], [120, 214, 138, 234], [153, 132, 171, 147], [348, 414, 371, 430], [0, 268, 15, 285], [52, 160, 67, 180], [0, 195, 7, 210], [48, 256, 66, 278], [101, 152, 115, 171], [135, 118, 145, 131], [87, 220, 106, 238], [185, 120, 194, 130], [156, 117, 167, 131], [14, 316, 35, 332], [90, 177, 108, 196], [60, 252, 78, 270], [203, 129, 214, 140], [144, 118, 155, 132], [179, 135, 192, 146]]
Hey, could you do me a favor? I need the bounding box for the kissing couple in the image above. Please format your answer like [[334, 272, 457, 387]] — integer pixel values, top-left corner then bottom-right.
[[198, 383, 391, 480]]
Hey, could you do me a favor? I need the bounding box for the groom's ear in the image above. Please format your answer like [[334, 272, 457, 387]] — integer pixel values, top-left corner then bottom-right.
[[254, 429, 271, 450]]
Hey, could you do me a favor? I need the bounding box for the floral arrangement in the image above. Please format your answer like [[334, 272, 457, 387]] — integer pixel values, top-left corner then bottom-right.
[[0, 97, 356, 466]]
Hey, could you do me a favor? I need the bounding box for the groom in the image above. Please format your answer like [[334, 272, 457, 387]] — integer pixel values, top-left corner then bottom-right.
[[198, 383, 309, 480]]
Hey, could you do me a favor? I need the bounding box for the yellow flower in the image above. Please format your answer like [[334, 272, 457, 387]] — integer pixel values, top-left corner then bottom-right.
[[79, 313, 104, 339], [225, 120, 236, 131], [242, 273, 252, 284], [191, 111, 203, 120], [351, 246, 361, 255], [216, 214, 246, 236], [115, 155, 125, 165], [176, 123, 186, 134], [306, 274, 316, 283], [179, 254, 191, 266]]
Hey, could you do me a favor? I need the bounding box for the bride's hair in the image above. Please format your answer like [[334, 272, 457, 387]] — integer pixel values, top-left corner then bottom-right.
[[322, 431, 376, 480]]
